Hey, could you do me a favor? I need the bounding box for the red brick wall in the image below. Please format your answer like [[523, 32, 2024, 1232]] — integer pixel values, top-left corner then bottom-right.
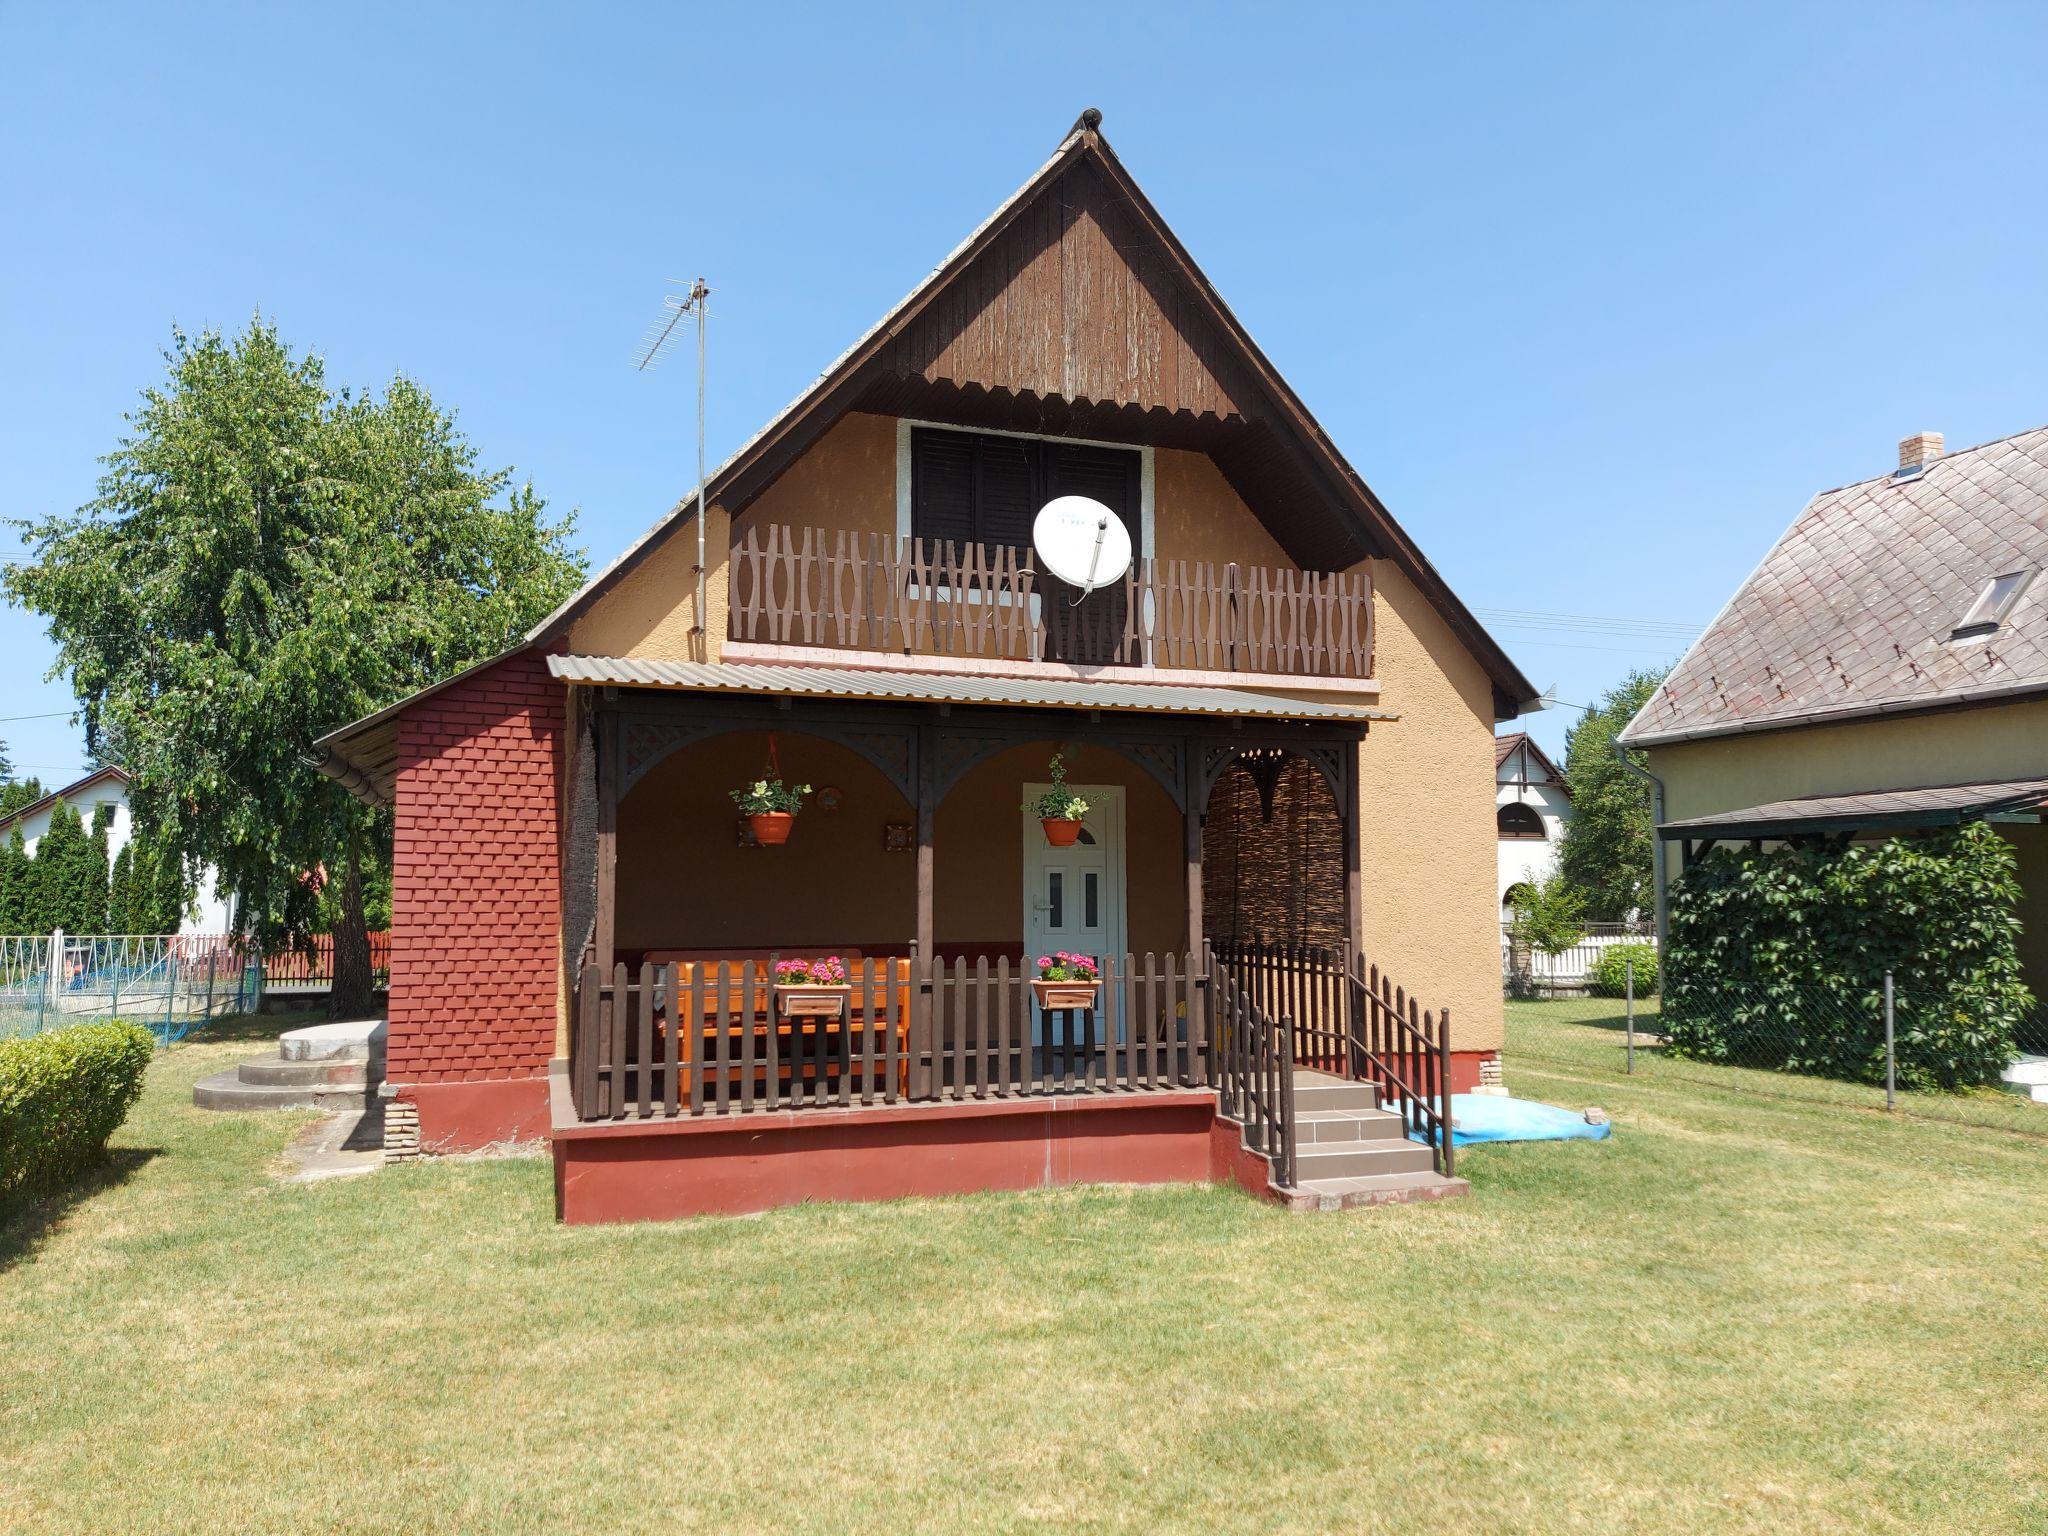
[[389, 649, 564, 1095]]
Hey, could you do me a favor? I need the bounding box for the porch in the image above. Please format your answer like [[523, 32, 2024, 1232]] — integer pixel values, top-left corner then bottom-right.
[[555, 676, 1460, 1219]]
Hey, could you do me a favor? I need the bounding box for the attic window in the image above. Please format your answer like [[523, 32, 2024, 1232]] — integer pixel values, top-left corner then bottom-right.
[[1952, 570, 2033, 639]]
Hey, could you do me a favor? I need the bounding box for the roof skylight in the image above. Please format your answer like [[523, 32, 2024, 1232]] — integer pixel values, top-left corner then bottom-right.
[[1952, 569, 2034, 638]]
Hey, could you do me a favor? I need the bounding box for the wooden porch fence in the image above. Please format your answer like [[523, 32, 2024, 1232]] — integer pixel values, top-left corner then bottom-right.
[[728, 524, 1374, 679], [569, 940, 1453, 1186]]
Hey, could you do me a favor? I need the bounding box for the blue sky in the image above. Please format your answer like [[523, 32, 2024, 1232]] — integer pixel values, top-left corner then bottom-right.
[[4, 1, 2046, 782]]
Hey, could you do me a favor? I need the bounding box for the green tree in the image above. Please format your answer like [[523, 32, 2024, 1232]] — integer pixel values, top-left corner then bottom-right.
[[107, 841, 135, 934], [0, 828, 32, 932], [1555, 668, 1668, 918], [6, 318, 584, 1016], [0, 776, 45, 820], [33, 803, 100, 934]]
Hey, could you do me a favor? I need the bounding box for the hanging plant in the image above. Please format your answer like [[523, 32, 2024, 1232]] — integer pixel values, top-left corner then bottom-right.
[[1024, 751, 1089, 846], [730, 777, 811, 845]]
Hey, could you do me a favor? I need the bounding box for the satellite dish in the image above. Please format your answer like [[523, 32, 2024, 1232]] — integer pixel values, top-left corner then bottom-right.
[[1032, 495, 1133, 597]]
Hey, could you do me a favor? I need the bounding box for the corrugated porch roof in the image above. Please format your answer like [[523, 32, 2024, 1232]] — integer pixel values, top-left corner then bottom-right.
[[1658, 776, 2048, 841], [546, 656, 1398, 722]]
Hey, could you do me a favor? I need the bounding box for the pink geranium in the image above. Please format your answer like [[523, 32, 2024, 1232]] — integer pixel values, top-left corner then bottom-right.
[[774, 956, 847, 985], [1035, 951, 1099, 983]]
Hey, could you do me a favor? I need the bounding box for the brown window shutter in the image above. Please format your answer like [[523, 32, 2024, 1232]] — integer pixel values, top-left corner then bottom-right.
[[910, 428, 975, 548], [1044, 442, 1143, 557]]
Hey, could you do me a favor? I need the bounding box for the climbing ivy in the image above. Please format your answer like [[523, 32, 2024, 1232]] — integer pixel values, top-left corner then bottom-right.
[[1665, 823, 2032, 1090]]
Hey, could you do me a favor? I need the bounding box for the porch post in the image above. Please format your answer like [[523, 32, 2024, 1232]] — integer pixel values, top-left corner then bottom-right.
[[1342, 736, 1363, 961], [1182, 735, 1203, 957], [913, 722, 936, 1097], [595, 705, 619, 975]]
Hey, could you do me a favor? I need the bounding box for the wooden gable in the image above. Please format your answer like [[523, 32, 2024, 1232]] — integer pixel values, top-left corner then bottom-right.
[[878, 157, 1251, 421]]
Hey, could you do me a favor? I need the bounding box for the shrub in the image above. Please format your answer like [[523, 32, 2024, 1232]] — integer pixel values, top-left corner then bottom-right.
[[0, 1021, 154, 1213], [1664, 824, 2031, 1090], [1589, 941, 1659, 998]]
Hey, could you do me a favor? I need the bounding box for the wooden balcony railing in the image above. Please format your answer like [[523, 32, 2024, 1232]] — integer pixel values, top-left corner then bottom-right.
[[728, 525, 1374, 679]]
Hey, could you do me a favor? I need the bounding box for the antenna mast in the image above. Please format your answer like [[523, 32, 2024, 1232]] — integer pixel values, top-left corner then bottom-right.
[[635, 277, 713, 644]]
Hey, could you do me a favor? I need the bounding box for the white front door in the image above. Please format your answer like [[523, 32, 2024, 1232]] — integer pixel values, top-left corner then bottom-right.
[[1021, 785, 1126, 1041]]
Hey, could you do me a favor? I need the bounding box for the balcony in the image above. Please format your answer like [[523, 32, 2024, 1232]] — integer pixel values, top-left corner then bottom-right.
[[727, 525, 1374, 683]]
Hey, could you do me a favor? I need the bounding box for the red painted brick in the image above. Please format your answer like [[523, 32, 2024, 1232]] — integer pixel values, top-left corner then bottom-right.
[[387, 649, 563, 1086]]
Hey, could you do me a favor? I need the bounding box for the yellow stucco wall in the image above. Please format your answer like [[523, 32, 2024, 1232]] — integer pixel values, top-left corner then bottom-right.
[[1151, 447, 1291, 570], [1645, 698, 2048, 1004], [1644, 697, 2048, 823], [614, 734, 1182, 959], [736, 411, 897, 543], [568, 502, 731, 662], [1356, 562, 1505, 1054]]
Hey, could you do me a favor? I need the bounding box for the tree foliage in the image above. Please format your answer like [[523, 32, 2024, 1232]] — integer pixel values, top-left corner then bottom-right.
[[5, 318, 585, 1011], [0, 830, 31, 932], [1555, 669, 1667, 918], [0, 777, 45, 821], [1506, 875, 1586, 957], [1665, 824, 2031, 1090]]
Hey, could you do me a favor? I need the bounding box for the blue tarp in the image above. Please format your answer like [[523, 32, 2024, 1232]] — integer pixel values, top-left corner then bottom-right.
[[1409, 1094, 1612, 1147]]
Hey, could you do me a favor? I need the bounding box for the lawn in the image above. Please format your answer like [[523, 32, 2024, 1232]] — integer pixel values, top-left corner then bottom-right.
[[3, 1028, 2045, 1534]]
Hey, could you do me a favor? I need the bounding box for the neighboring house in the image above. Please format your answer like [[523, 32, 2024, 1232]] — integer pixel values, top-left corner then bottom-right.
[[317, 111, 1537, 1220], [1619, 426, 2048, 1006], [1495, 732, 1570, 910], [0, 766, 235, 934]]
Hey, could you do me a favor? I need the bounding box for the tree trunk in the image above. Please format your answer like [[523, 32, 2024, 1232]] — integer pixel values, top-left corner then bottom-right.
[[329, 816, 376, 1020]]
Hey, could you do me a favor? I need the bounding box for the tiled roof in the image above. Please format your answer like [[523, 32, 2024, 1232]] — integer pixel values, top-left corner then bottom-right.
[[1494, 732, 1526, 768], [1621, 425, 2048, 746]]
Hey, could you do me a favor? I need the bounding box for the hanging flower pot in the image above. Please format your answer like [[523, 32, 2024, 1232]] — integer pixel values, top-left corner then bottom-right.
[[750, 812, 795, 846], [730, 775, 811, 846], [1024, 750, 1089, 846]]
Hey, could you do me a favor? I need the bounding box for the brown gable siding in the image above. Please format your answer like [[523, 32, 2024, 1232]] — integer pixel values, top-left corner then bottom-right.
[[881, 159, 1249, 420]]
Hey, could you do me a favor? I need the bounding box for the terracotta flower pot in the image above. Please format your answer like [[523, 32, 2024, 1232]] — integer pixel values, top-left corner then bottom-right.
[[775, 982, 852, 1019], [749, 811, 795, 846], [1040, 817, 1083, 847], [1031, 978, 1100, 1011]]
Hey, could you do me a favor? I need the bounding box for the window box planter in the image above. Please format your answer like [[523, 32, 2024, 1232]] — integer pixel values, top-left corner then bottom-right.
[[774, 982, 852, 1019], [1030, 978, 1100, 1011]]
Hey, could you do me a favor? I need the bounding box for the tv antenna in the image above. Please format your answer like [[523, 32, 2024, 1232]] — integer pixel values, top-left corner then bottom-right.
[[635, 277, 712, 640]]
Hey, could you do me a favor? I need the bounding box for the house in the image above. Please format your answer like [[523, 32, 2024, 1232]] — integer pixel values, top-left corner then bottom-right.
[[1495, 732, 1570, 911], [0, 766, 235, 934], [316, 111, 1537, 1221], [1619, 426, 2048, 1007]]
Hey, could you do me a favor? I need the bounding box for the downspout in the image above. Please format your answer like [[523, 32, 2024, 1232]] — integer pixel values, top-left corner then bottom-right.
[[1615, 738, 1668, 953]]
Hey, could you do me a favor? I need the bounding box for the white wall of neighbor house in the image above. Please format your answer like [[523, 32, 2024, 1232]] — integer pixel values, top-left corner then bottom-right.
[[1496, 771, 1570, 909], [7, 780, 235, 935]]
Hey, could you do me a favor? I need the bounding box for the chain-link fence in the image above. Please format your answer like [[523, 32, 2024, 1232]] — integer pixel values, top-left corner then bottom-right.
[[0, 933, 261, 1044], [1506, 958, 2048, 1138]]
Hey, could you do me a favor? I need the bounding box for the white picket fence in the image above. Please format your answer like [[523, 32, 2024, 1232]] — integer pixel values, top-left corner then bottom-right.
[[0, 931, 260, 1043], [1501, 921, 1656, 994]]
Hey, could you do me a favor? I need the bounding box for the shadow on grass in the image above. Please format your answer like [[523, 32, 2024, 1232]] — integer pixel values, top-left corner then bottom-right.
[[0, 1147, 163, 1274], [178, 1010, 328, 1046]]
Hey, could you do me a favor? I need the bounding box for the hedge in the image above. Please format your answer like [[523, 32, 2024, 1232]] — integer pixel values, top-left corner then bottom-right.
[[1664, 823, 2032, 1091], [0, 1021, 155, 1213], [1588, 941, 1659, 998]]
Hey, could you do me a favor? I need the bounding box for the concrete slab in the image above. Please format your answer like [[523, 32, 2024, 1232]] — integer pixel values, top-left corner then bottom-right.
[[278, 1019, 386, 1061], [283, 1105, 387, 1182]]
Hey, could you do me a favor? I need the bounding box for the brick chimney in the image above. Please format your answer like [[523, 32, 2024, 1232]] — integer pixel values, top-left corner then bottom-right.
[[1898, 431, 1944, 472]]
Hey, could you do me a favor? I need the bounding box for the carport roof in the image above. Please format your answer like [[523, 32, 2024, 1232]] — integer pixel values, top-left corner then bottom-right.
[[1657, 776, 2048, 841]]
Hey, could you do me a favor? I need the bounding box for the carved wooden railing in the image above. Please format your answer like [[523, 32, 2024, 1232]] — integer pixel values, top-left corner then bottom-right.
[[727, 524, 1374, 679]]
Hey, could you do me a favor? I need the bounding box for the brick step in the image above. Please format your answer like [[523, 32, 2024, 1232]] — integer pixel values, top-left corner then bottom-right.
[[1295, 1107, 1411, 1144], [1290, 1171, 1470, 1211], [1291, 1075, 1382, 1114], [1291, 1139, 1438, 1181]]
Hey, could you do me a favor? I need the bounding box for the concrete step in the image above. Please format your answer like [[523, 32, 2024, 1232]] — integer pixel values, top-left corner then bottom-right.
[[1292, 1139, 1438, 1181], [1292, 1075, 1382, 1113], [277, 1019, 387, 1063], [1296, 1106, 1411, 1144], [193, 1069, 375, 1113], [1290, 1170, 1470, 1211], [236, 1055, 375, 1089]]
